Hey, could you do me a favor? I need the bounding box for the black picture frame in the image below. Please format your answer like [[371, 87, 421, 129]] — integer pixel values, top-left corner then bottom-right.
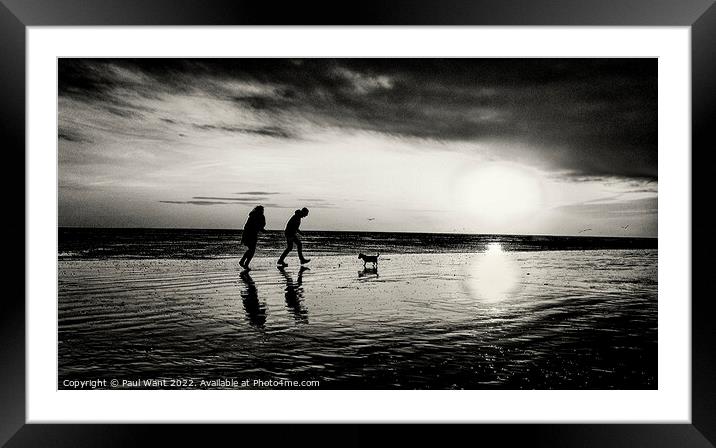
[[4, 0, 711, 446]]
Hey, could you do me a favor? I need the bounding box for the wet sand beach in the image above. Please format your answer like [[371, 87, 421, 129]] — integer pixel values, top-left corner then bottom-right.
[[58, 248, 657, 389]]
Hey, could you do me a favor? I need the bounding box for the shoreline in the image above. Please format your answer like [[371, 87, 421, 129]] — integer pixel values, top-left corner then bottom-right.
[[58, 246, 658, 261]]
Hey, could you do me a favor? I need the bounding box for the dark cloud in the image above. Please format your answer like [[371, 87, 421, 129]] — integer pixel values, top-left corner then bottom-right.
[[298, 198, 339, 208], [159, 200, 234, 206], [162, 192, 295, 208], [305, 204, 340, 209], [556, 197, 658, 217], [58, 128, 90, 143], [299, 203, 339, 209], [192, 196, 267, 201], [554, 176, 657, 192], [160, 200, 286, 208], [192, 123, 294, 139], [105, 106, 143, 119], [247, 126, 294, 139], [59, 58, 657, 179]]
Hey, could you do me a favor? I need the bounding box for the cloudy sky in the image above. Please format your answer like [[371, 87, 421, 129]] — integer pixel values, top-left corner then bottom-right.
[[58, 58, 657, 236]]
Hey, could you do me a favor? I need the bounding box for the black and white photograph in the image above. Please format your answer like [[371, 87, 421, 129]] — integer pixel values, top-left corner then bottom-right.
[[58, 58, 657, 390]]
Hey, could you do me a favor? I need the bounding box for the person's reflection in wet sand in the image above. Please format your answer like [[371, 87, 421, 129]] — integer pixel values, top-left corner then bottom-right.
[[278, 266, 309, 323], [358, 266, 379, 279], [239, 270, 266, 328]]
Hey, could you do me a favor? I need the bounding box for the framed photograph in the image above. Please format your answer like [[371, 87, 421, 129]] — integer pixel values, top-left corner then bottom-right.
[[7, 0, 712, 445]]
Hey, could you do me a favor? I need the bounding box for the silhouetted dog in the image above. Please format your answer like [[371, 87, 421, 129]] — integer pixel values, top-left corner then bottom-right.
[[358, 253, 380, 268]]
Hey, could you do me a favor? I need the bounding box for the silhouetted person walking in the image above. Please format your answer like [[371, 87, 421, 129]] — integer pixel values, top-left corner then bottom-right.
[[277, 207, 310, 266], [239, 205, 266, 270]]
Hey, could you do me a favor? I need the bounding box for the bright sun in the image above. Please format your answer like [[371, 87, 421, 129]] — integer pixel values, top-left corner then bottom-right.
[[454, 162, 544, 223]]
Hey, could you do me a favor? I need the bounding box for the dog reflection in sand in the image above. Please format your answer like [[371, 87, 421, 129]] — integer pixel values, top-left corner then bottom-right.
[[358, 266, 379, 279]]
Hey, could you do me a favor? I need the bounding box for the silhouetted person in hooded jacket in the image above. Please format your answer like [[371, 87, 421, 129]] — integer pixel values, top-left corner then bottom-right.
[[277, 207, 310, 266], [239, 205, 265, 270]]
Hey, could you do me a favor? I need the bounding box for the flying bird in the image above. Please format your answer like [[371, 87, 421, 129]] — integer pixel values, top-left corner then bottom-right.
[[578, 228, 592, 234], [367, 218, 375, 221], [621, 224, 630, 230]]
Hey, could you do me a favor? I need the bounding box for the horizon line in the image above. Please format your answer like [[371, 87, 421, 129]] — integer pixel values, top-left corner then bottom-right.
[[57, 226, 657, 240]]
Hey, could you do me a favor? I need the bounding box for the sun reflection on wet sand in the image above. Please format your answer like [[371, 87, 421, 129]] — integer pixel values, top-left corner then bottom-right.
[[466, 242, 521, 301]]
